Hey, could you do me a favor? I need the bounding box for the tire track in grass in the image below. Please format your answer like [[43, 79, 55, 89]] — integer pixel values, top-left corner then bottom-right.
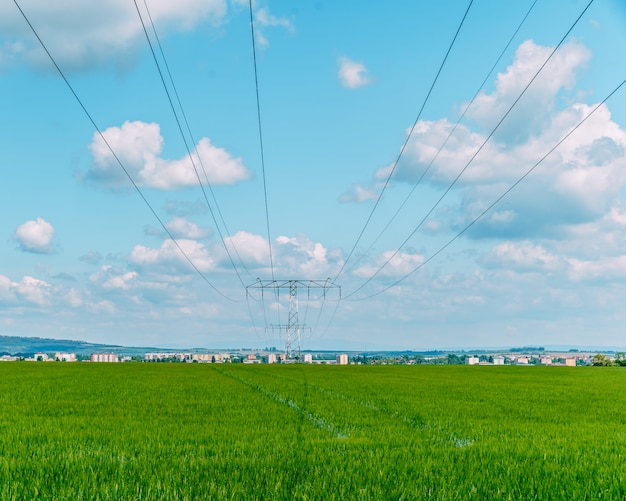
[[211, 366, 348, 440], [266, 370, 475, 449]]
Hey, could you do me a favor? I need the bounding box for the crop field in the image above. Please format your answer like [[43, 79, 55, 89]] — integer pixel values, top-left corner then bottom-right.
[[0, 363, 624, 500]]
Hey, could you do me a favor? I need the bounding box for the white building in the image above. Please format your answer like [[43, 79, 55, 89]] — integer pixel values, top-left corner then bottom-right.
[[191, 353, 212, 363], [493, 356, 505, 365], [33, 352, 48, 361], [267, 353, 277, 364], [465, 356, 480, 365], [539, 357, 553, 365], [90, 353, 119, 363], [336, 354, 348, 365], [303, 354, 313, 363], [55, 352, 76, 362]]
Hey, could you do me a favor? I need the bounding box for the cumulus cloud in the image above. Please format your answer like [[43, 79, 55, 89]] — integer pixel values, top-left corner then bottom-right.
[[85, 121, 252, 189], [371, 39, 626, 242], [0, 0, 227, 72], [465, 40, 591, 145], [224, 231, 271, 266], [339, 184, 378, 203], [352, 249, 425, 279], [338, 57, 371, 89], [567, 255, 626, 282], [14, 217, 56, 254], [90, 266, 138, 291], [275, 234, 332, 276], [129, 239, 215, 273], [165, 217, 211, 239], [482, 241, 563, 272], [0, 275, 52, 306]]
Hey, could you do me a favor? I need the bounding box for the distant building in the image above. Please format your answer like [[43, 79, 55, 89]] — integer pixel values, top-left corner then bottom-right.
[[90, 353, 119, 363], [33, 352, 48, 361], [565, 358, 577, 367], [336, 354, 348, 365], [191, 353, 212, 363], [539, 357, 553, 365], [516, 357, 529, 365], [303, 353, 313, 364], [267, 353, 277, 364], [55, 352, 76, 362], [465, 356, 480, 365], [493, 356, 505, 365]]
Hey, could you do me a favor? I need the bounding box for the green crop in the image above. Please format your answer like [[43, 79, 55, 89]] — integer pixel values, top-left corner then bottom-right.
[[0, 363, 624, 500]]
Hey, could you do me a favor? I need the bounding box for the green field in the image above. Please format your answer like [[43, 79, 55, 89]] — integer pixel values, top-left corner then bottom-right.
[[0, 363, 624, 500]]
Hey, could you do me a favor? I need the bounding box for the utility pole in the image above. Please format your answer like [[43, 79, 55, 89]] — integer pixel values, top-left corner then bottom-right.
[[247, 279, 340, 360]]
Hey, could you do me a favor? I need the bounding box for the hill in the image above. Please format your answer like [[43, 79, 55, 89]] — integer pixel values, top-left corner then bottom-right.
[[0, 335, 155, 357]]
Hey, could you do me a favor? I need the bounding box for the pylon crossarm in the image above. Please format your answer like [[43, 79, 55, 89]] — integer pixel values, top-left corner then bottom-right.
[[247, 279, 340, 360]]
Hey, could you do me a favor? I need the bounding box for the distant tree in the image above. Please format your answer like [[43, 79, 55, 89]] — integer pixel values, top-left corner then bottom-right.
[[614, 352, 626, 367], [447, 354, 463, 365], [592, 354, 612, 366]]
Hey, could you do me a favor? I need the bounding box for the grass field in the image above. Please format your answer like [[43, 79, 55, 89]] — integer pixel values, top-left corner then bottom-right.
[[0, 363, 624, 500]]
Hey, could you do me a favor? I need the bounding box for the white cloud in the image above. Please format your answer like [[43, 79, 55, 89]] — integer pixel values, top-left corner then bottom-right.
[[373, 39, 626, 241], [275, 234, 332, 276], [129, 239, 215, 273], [221, 231, 339, 277], [165, 217, 211, 239], [14, 217, 56, 254], [252, 6, 294, 48], [352, 249, 425, 279], [465, 40, 591, 145], [6, 276, 52, 305], [0, 0, 227, 72], [482, 241, 562, 272], [568, 255, 626, 282], [85, 121, 251, 189], [255, 7, 293, 31], [339, 184, 378, 203], [224, 231, 271, 266], [338, 57, 371, 89]]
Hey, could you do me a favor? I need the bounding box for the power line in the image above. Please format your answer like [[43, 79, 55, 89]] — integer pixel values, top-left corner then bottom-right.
[[139, 0, 255, 283], [334, 0, 475, 283], [249, 0, 276, 281], [133, 0, 250, 289], [342, 0, 538, 277], [344, 0, 595, 299], [349, 76, 626, 301], [13, 0, 241, 303]]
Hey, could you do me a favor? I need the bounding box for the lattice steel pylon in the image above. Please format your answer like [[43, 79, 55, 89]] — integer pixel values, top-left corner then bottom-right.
[[247, 279, 341, 360]]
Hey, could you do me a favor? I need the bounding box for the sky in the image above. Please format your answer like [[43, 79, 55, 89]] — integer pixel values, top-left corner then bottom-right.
[[2, 0, 626, 351]]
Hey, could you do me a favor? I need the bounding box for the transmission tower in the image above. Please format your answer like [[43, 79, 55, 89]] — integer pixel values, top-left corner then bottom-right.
[[247, 279, 341, 360]]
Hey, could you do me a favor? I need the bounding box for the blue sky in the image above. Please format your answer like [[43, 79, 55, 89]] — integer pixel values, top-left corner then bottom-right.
[[2, 0, 626, 351]]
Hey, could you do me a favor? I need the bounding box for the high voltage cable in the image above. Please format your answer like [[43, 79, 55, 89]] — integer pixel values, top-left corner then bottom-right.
[[333, 0, 475, 283], [12, 0, 241, 303], [344, 0, 595, 299], [249, 0, 276, 281], [138, 0, 255, 283], [133, 0, 250, 290], [349, 78, 626, 301], [342, 0, 538, 277]]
